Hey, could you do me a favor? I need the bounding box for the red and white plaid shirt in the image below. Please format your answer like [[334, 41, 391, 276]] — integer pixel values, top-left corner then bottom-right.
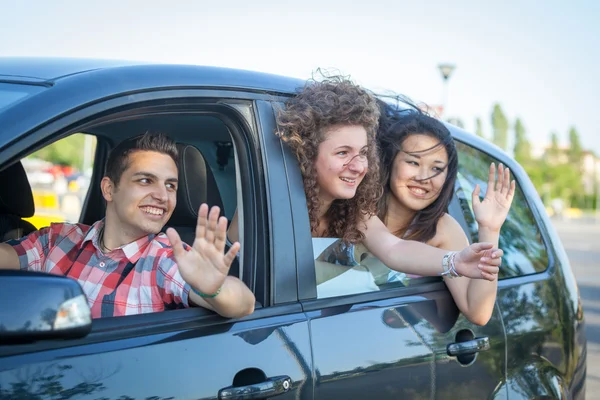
[[9, 220, 191, 319]]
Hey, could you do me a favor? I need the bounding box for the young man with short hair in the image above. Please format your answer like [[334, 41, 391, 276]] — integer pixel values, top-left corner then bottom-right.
[[0, 133, 255, 319]]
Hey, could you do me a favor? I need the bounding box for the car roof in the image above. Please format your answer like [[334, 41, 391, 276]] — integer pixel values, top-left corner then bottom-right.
[[0, 57, 146, 81], [0, 57, 511, 163], [0, 57, 305, 94]]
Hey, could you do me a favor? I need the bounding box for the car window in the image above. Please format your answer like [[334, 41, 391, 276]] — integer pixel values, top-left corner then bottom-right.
[[313, 237, 435, 299], [454, 141, 549, 279], [23, 133, 96, 227], [312, 140, 550, 299], [7, 110, 253, 318]]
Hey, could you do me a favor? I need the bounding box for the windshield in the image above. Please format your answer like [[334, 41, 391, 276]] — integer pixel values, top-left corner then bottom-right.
[[0, 82, 46, 112]]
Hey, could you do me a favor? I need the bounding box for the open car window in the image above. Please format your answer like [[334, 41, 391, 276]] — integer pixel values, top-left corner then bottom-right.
[[313, 237, 440, 299], [23, 133, 96, 228]]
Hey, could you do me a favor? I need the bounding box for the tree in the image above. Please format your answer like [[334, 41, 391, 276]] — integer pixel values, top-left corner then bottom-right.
[[513, 118, 531, 164], [28, 134, 95, 170], [475, 117, 485, 138], [567, 126, 583, 164], [548, 131, 560, 160], [543, 131, 583, 208], [491, 104, 508, 150]]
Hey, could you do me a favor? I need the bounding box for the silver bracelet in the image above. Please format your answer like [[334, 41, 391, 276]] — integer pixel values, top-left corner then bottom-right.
[[449, 252, 462, 278], [441, 251, 461, 278], [441, 251, 456, 278]]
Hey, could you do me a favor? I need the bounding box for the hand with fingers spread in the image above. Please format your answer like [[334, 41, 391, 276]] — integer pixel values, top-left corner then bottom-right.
[[454, 242, 503, 281], [472, 163, 516, 233], [166, 203, 240, 297]]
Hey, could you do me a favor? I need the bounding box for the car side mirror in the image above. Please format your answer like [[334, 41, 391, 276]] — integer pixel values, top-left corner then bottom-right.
[[0, 270, 92, 345]]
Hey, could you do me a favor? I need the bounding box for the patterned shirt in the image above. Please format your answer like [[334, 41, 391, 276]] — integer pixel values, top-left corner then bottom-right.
[[8, 220, 191, 319]]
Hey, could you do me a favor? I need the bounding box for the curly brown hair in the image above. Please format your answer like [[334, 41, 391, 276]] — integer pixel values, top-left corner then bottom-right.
[[276, 74, 382, 244]]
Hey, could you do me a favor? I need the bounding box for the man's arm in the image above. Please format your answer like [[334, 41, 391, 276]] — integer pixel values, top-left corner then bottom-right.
[[0, 243, 20, 270], [188, 275, 255, 318], [166, 204, 255, 319]]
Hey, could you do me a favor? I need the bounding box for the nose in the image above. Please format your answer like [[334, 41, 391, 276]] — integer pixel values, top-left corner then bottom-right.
[[345, 155, 367, 173], [151, 184, 169, 202], [414, 166, 431, 183]]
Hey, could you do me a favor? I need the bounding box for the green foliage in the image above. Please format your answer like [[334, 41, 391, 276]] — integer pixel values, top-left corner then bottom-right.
[[513, 118, 531, 165], [523, 130, 586, 209], [491, 104, 508, 150], [475, 107, 594, 210], [549, 131, 560, 157], [28, 134, 91, 169], [568, 126, 583, 164], [475, 117, 485, 138]]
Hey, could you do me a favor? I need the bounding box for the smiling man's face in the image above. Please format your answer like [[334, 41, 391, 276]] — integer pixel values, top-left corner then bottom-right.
[[104, 150, 178, 238]]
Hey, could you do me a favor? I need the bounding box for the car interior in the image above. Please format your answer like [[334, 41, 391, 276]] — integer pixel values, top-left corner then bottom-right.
[[0, 113, 243, 282], [0, 160, 38, 241]]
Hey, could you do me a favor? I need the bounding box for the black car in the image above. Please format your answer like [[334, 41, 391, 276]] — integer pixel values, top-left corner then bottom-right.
[[0, 58, 586, 400]]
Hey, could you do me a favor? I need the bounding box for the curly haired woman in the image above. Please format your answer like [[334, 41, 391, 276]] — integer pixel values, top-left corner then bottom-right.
[[276, 75, 509, 325]]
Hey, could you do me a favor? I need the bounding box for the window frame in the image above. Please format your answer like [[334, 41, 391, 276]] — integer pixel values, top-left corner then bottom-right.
[[453, 138, 553, 281], [293, 130, 558, 307], [21, 132, 98, 226], [0, 89, 290, 356]]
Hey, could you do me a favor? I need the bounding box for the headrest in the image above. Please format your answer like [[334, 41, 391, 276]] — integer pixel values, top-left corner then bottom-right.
[[167, 144, 223, 227], [0, 161, 35, 218]]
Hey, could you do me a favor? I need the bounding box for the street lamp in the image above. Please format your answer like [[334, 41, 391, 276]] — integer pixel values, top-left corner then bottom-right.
[[438, 63, 456, 119]]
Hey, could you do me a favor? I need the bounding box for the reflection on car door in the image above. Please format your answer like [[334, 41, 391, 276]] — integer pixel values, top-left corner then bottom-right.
[[406, 289, 507, 399], [305, 284, 506, 400], [305, 295, 436, 399], [0, 307, 313, 400]]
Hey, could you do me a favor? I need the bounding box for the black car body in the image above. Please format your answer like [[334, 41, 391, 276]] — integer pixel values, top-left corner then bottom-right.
[[0, 58, 586, 399]]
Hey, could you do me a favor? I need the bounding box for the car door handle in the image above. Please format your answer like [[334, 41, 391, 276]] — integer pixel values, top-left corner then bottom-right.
[[447, 336, 490, 356], [218, 375, 292, 400]]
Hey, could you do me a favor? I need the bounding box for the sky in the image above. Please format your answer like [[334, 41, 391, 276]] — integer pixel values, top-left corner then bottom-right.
[[1, 0, 599, 155]]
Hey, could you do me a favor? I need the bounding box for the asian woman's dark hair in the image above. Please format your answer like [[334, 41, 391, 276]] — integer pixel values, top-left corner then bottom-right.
[[377, 99, 458, 242]]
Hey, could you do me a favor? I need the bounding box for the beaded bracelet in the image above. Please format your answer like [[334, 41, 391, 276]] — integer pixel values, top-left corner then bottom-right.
[[191, 285, 222, 298]]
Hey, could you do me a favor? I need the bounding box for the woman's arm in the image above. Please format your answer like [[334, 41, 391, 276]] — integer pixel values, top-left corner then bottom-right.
[[436, 215, 497, 325], [432, 162, 515, 325], [471, 162, 515, 254], [361, 215, 502, 280]]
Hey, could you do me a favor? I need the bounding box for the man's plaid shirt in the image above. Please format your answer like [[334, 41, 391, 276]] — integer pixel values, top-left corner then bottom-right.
[[8, 220, 191, 319]]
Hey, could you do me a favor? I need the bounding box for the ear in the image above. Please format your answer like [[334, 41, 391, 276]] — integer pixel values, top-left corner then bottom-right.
[[101, 177, 115, 202]]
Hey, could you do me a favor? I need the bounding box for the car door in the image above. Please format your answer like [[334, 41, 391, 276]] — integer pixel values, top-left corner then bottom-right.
[[300, 277, 506, 400], [262, 106, 434, 399], [273, 103, 507, 397], [406, 293, 507, 400], [0, 86, 314, 400]]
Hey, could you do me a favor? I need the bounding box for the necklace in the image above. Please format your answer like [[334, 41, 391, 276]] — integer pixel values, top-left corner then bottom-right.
[[99, 227, 114, 253]]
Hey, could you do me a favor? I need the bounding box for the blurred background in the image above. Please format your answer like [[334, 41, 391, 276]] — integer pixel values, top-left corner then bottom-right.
[[1, 0, 599, 394], [2, 0, 598, 222]]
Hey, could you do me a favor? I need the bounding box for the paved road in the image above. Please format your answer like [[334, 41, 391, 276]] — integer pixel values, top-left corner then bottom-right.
[[551, 217, 600, 399]]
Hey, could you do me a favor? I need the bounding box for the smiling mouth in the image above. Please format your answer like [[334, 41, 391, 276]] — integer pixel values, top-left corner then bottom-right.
[[340, 177, 357, 184], [140, 206, 165, 216], [408, 186, 428, 196]]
